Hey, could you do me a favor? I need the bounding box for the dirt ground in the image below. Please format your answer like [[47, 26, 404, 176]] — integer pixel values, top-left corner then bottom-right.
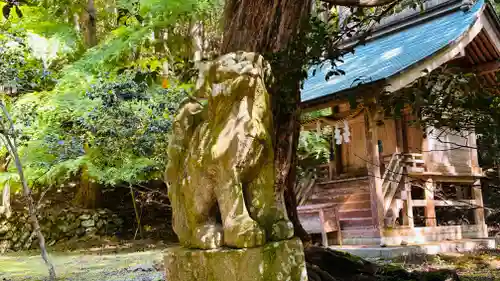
[[0, 241, 499, 281], [0, 250, 164, 281], [379, 249, 500, 281], [0, 239, 168, 281]]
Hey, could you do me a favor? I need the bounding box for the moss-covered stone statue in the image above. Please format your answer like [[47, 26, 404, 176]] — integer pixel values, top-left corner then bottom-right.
[[165, 51, 294, 249]]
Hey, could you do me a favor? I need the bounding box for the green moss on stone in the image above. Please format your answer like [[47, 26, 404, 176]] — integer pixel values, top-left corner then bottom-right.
[[164, 238, 307, 281]]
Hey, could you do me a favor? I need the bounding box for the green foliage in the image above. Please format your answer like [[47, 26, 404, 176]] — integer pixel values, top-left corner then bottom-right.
[[301, 108, 332, 122], [0, 32, 58, 94], [13, 72, 188, 186], [0, 0, 222, 191], [297, 131, 330, 168]]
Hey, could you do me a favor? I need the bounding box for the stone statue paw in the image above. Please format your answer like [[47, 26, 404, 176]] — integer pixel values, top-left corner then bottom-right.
[[270, 219, 294, 241], [191, 224, 223, 249], [224, 217, 265, 248]]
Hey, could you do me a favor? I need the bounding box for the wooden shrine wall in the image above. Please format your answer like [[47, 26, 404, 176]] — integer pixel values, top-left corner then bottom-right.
[[423, 128, 478, 174], [338, 112, 398, 174], [323, 104, 478, 176], [403, 113, 478, 174], [405, 114, 424, 153], [341, 114, 367, 173]]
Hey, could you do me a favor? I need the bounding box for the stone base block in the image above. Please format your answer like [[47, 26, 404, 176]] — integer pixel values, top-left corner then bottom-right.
[[164, 238, 308, 281]]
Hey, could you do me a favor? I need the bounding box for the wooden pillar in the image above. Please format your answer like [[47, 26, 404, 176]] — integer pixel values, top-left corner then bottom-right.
[[394, 117, 404, 154], [402, 181, 414, 228], [329, 134, 342, 179], [331, 106, 342, 178], [398, 110, 414, 228], [456, 184, 464, 200], [364, 106, 384, 234], [329, 129, 335, 180], [468, 131, 480, 175], [472, 179, 488, 237], [424, 178, 437, 227], [422, 126, 435, 173], [401, 113, 409, 153], [328, 161, 335, 180], [319, 209, 329, 247], [334, 144, 342, 176]]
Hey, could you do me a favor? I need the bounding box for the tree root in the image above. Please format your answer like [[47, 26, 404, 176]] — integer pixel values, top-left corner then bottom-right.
[[304, 245, 460, 281]]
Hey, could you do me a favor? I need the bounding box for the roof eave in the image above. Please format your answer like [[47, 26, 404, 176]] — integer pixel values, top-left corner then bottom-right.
[[340, 0, 469, 49], [384, 0, 490, 93], [299, 0, 493, 109], [300, 79, 386, 111]]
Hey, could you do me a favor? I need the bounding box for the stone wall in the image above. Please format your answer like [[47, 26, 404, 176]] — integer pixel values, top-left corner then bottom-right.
[[0, 208, 123, 253]]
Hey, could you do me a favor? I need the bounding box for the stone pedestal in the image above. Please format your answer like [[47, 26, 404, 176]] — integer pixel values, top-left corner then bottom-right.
[[164, 238, 308, 281]]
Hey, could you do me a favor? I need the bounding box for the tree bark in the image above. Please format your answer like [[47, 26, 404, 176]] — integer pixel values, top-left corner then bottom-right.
[[81, 0, 97, 47], [222, 0, 311, 242], [190, 21, 203, 64], [220, 1, 401, 280], [0, 153, 11, 218], [1, 182, 11, 218], [74, 165, 101, 209], [9, 139, 56, 280], [154, 28, 166, 55], [76, 0, 100, 208]]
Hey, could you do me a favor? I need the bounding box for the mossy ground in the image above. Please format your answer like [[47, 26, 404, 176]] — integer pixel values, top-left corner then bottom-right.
[[375, 249, 500, 281]]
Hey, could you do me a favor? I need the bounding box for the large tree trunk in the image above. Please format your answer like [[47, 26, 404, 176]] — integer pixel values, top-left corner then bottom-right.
[[222, 0, 311, 242], [221, 2, 429, 281], [81, 0, 97, 47], [74, 165, 101, 209], [76, 0, 99, 208], [74, 143, 100, 209]]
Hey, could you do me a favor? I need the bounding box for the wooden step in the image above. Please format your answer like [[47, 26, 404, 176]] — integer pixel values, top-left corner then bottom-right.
[[339, 208, 372, 219], [307, 200, 372, 211], [310, 192, 371, 202], [407, 167, 426, 173], [341, 227, 378, 238], [340, 217, 373, 228], [315, 184, 369, 193], [338, 201, 372, 211]]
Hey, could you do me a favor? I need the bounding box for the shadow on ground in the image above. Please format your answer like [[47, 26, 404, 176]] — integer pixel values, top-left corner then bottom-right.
[[0, 240, 168, 281]]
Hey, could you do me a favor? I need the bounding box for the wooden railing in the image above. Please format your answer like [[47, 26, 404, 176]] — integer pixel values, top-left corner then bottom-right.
[[315, 163, 331, 182], [382, 153, 425, 174], [381, 153, 404, 220], [314, 153, 425, 184], [381, 153, 427, 226], [295, 170, 316, 206], [403, 153, 425, 173], [297, 203, 342, 246]]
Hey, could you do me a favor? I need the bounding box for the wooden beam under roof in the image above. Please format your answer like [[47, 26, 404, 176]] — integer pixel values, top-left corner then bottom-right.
[[300, 81, 384, 112], [470, 59, 500, 75]]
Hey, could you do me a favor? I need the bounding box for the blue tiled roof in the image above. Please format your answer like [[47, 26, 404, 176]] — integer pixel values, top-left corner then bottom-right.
[[301, 0, 485, 102]]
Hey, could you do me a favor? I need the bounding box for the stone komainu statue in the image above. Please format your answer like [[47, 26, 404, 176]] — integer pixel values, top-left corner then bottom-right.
[[165, 52, 294, 249]]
